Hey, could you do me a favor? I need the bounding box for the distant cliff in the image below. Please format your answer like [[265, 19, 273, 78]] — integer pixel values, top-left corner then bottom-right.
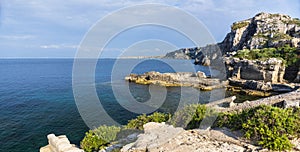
[[164, 12, 300, 65]]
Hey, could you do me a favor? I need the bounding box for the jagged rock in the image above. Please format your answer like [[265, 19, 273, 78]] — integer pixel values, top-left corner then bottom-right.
[[222, 12, 300, 52], [40, 134, 83, 152], [125, 71, 226, 90], [283, 100, 300, 108], [226, 57, 285, 83], [196, 71, 206, 78], [164, 12, 300, 66], [271, 83, 295, 92], [121, 122, 184, 152], [121, 123, 261, 152]]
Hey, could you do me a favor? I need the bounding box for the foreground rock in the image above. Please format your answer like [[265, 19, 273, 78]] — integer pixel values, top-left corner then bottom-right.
[[125, 71, 227, 91], [121, 122, 262, 152], [40, 134, 83, 152]]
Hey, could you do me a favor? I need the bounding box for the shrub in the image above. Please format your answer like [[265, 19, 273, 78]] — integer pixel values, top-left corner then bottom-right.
[[216, 105, 300, 151], [242, 106, 300, 150], [125, 112, 171, 130], [80, 125, 121, 152], [234, 45, 298, 66], [232, 21, 249, 30], [169, 104, 216, 129]]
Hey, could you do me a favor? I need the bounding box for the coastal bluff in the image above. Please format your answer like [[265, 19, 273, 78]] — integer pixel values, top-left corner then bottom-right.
[[164, 12, 300, 66]]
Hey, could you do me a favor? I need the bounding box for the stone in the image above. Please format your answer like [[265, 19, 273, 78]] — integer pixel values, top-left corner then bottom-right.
[[196, 71, 206, 78], [121, 122, 262, 152], [121, 122, 184, 152], [283, 100, 300, 108], [271, 83, 295, 92], [226, 57, 285, 83], [125, 71, 226, 90], [40, 134, 83, 152]]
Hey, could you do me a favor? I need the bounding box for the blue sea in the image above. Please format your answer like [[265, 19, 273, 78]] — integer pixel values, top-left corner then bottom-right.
[[0, 59, 258, 152]]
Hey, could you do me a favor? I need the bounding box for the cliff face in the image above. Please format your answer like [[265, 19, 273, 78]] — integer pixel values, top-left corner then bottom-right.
[[164, 12, 300, 64], [221, 12, 300, 52]]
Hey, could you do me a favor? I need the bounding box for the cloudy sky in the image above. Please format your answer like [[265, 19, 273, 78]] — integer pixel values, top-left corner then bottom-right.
[[1, 0, 299, 58]]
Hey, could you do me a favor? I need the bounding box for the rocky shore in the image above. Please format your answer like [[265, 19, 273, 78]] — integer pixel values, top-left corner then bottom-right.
[[125, 71, 227, 91]]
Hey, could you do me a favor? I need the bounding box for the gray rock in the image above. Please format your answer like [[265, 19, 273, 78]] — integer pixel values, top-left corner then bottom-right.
[[226, 57, 285, 83], [121, 122, 184, 152], [283, 100, 300, 108]]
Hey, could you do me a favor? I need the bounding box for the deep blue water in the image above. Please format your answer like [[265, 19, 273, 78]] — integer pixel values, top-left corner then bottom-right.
[[0, 59, 255, 152]]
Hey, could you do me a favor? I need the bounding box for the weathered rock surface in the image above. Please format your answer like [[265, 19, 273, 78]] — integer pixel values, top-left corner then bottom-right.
[[219, 88, 300, 112], [164, 12, 300, 66], [40, 134, 83, 152], [121, 122, 263, 152], [225, 57, 285, 83], [222, 12, 300, 52], [125, 71, 227, 91]]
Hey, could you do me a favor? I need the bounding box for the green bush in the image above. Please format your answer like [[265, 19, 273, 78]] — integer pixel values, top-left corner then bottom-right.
[[125, 112, 171, 130], [242, 106, 300, 150], [80, 125, 121, 152], [234, 45, 298, 66], [216, 105, 300, 151], [169, 104, 215, 129], [232, 22, 249, 30]]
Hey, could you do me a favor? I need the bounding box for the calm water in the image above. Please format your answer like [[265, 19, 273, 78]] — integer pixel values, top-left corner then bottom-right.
[[0, 59, 256, 152]]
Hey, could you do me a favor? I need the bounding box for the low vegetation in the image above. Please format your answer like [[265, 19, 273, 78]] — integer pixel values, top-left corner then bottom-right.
[[80, 125, 121, 152], [234, 45, 298, 66], [81, 103, 300, 151], [169, 104, 216, 129], [231, 21, 249, 30], [282, 18, 300, 26], [216, 105, 300, 151], [125, 112, 171, 130]]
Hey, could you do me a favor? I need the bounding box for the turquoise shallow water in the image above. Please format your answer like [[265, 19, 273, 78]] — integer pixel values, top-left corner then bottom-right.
[[0, 59, 256, 152]]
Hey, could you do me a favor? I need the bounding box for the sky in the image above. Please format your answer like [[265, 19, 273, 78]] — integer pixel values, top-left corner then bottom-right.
[[0, 0, 299, 58]]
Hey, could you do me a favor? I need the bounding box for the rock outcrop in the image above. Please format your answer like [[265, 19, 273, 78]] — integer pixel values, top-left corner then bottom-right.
[[222, 12, 300, 52], [121, 122, 261, 152], [225, 57, 285, 83], [125, 71, 227, 91], [164, 12, 300, 66], [40, 134, 83, 152]]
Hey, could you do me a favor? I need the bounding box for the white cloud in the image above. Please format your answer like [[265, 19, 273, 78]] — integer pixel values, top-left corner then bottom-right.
[[40, 44, 78, 49], [0, 35, 36, 40]]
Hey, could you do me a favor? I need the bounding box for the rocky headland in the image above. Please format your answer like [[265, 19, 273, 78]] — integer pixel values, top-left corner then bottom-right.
[[127, 12, 300, 96], [164, 12, 300, 65]]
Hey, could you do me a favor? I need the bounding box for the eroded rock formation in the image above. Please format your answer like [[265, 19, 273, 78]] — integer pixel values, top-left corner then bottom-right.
[[225, 57, 285, 83], [164, 12, 300, 66], [121, 122, 262, 152], [125, 71, 227, 91]]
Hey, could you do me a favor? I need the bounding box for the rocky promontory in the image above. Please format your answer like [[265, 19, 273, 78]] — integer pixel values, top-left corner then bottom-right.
[[125, 71, 227, 91], [164, 12, 300, 67]]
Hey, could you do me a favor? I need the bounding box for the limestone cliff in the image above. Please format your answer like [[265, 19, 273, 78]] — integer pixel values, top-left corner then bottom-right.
[[164, 12, 300, 65], [221, 12, 300, 52]]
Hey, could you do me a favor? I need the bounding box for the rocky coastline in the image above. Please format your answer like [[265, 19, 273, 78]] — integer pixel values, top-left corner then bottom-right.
[[41, 12, 300, 152], [125, 71, 227, 91]]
